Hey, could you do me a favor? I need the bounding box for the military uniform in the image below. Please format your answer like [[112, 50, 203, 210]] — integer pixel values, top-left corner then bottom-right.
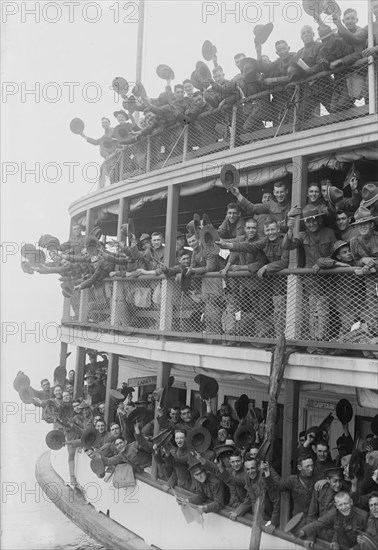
[[188, 473, 226, 513], [235, 471, 280, 526], [238, 196, 291, 234], [217, 467, 247, 508], [268, 473, 315, 531]]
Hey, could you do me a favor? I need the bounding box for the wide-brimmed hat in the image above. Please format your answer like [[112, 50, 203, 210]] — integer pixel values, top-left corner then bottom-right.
[[322, 0, 341, 17], [70, 118, 85, 134], [302, 0, 323, 17], [336, 399, 353, 424], [213, 444, 235, 457], [235, 394, 250, 420], [188, 460, 204, 473], [371, 414, 378, 436], [361, 183, 378, 208], [77, 401, 90, 410], [234, 426, 256, 449], [38, 234, 60, 250], [331, 240, 349, 260], [151, 428, 173, 447], [318, 24, 336, 40], [54, 366, 67, 382], [186, 213, 201, 238], [202, 40, 217, 61], [351, 205, 378, 226], [196, 61, 213, 84], [45, 430, 66, 450], [197, 375, 219, 400], [220, 164, 240, 190], [324, 466, 343, 479], [156, 64, 175, 80], [61, 283, 74, 298], [253, 23, 274, 45], [81, 428, 98, 448], [13, 371, 31, 392], [112, 77, 129, 96], [20, 243, 37, 258], [326, 186, 344, 208], [139, 233, 151, 243], [256, 438, 271, 461], [90, 457, 106, 477], [113, 109, 129, 121], [300, 204, 324, 221], [127, 407, 146, 424], [284, 512, 304, 533], [190, 70, 203, 91], [195, 415, 217, 432], [18, 385, 35, 404], [186, 427, 212, 453], [109, 389, 125, 401], [113, 122, 133, 143], [318, 413, 334, 432]]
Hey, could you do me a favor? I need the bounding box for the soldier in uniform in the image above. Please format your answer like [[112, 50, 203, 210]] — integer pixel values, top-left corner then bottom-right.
[[176, 461, 225, 514]]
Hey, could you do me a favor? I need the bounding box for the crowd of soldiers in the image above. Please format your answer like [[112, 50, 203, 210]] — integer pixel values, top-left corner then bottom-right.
[[73, 2, 378, 181], [14, 356, 378, 550], [21, 175, 378, 353]]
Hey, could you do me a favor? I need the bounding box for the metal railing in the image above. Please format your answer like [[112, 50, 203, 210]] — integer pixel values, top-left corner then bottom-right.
[[98, 58, 377, 189], [62, 269, 378, 354]]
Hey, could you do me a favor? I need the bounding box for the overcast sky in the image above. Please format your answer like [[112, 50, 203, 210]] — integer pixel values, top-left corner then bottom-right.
[[1, 0, 370, 391]]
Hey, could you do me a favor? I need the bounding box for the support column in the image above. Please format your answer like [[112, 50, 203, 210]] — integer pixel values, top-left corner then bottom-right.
[[368, 0, 377, 115], [159, 186, 180, 331], [111, 198, 131, 329], [85, 208, 95, 235], [280, 380, 300, 529], [73, 346, 86, 400], [151, 362, 172, 480], [104, 353, 119, 427], [286, 156, 308, 340], [59, 342, 68, 369]]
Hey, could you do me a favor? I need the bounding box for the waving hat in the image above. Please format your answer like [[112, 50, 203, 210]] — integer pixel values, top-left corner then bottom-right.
[[13, 371, 31, 392], [361, 183, 378, 208], [214, 444, 235, 457], [322, 0, 341, 17], [202, 40, 217, 61], [191, 70, 203, 91], [300, 204, 324, 221], [81, 428, 98, 449], [255, 438, 271, 461], [45, 430, 66, 450], [186, 427, 212, 453], [220, 163, 240, 190], [197, 375, 219, 400], [284, 512, 304, 533], [351, 205, 378, 226], [109, 389, 126, 402], [234, 426, 256, 449], [186, 213, 201, 238], [90, 457, 106, 477], [253, 23, 274, 45], [302, 0, 324, 18], [21, 243, 37, 258], [318, 413, 334, 433], [113, 122, 133, 143], [151, 428, 173, 448], [195, 415, 217, 432], [18, 385, 35, 404], [127, 407, 146, 425], [42, 399, 60, 423], [235, 394, 250, 420], [21, 262, 34, 275], [195, 61, 213, 86], [336, 399, 353, 424], [156, 64, 175, 80], [70, 118, 85, 134], [112, 76, 129, 96], [54, 366, 67, 383]]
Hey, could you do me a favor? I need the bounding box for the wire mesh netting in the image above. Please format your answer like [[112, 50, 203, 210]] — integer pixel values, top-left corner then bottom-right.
[[63, 270, 378, 354]]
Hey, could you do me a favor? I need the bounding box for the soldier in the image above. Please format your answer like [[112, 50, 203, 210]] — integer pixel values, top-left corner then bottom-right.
[[335, 210, 359, 242], [217, 202, 245, 239], [176, 461, 225, 514], [298, 491, 367, 550]]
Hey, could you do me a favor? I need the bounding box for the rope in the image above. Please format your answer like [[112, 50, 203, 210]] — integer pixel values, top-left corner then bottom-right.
[[274, 87, 298, 138]]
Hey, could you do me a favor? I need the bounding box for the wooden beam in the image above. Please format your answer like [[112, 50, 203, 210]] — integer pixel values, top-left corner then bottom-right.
[[85, 208, 95, 235], [73, 346, 86, 400], [280, 380, 300, 529], [117, 198, 131, 238], [59, 342, 68, 369], [249, 335, 287, 550], [164, 185, 180, 267], [104, 353, 119, 428]]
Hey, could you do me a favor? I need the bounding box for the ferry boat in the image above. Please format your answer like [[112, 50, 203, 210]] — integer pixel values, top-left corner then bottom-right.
[[29, 1, 378, 548]]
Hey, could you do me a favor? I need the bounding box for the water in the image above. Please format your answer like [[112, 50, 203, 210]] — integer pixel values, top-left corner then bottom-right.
[[1, 390, 104, 550]]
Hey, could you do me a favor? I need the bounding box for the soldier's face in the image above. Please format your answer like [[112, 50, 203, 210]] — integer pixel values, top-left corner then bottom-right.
[[42, 381, 50, 392], [183, 82, 194, 96], [245, 460, 258, 480], [72, 225, 82, 236], [304, 217, 320, 233], [179, 254, 191, 268], [193, 469, 207, 483], [328, 476, 343, 492], [336, 246, 353, 264], [115, 439, 126, 452], [218, 429, 228, 442], [307, 186, 320, 203], [358, 221, 374, 237], [343, 11, 358, 30], [221, 416, 231, 429], [152, 235, 163, 249], [227, 208, 240, 223], [245, 222, 258, 240], [301, 27, 314, 45], [321, 182, 331, 199], [110, 424, 121, 438], [96, 421, 106, 433], [369, 497, 378, 518], [276, 42, 290, 59], [230, 456, 242, 471], [316, 445, 328, 462], [117, 114, 127, 123], [273, 185, 287, 203], [335, 495, 352, 516], [264, 223, 279, 241], [187, 235, 199, 249], [249, 447, 259, 460], [175, 88, 184, 100], [102, 119, 110, 130], [262, 193, 273, 204], [298, 458, 314, 477], [213, 70, 225, 84], [174, 432, 185, 448], [235, 55, 246, 69], [336, 213, 349, 231]]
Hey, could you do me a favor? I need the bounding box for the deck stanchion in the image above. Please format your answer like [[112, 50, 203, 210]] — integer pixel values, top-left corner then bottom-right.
[[105, 353, 119, 427], [73, 346, 86, 400], [151, 362, 172, 480]]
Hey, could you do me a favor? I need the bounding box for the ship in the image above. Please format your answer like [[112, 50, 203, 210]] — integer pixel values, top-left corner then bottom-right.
[[28, 0, 378, 548]]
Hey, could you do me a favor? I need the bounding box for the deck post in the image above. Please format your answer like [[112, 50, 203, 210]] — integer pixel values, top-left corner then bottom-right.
[[249, 335, 287, 550], [286, 156, 308, 340], [111, 198, 131, 329], [73, 346, 86, 400], [59, 342, 68, 369], [151, 362, 172, 480], [368, 1, 377, 114], [104, 353, 119, 427], [159, 185, 179, 331], [279, 379, 300, 529]]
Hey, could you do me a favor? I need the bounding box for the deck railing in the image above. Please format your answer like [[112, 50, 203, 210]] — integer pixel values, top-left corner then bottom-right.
[[62, 269, 378, 354], [98, 58, 377, 189]]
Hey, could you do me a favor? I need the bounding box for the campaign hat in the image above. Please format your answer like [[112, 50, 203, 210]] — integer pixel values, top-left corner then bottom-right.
[[18, 385, 35, 404], [156, 64, 175, 80], [70, 118, 85, 134], [322, 0, 341, 17], [109, 389, 126, 402], [197, 376, 219, 400], [318, 413, 334, 432], [202, 40, 217, 61], [371, 414, 378, 436], [196, 61, 213, 84], [326, 186, 344, 208], [331, 241, 349, 260], [127, 407, 146, 424], [336, 399, 353, 424], [113, 110, 129, 121], [54, 366, 67, 383], [234, 426, 256, 449], [220, 163, 240, 190], [302, 0, 324, 18], [113, 122, 133, 143], [188, 460, 204, 473], [45, 430, 66, 451], [284, 512, 304, 533], [84, 372, 97, 381], [300, 204, 324, 221], [186, 213, 201, 238], [81, 428, 98, 448], [13, 371, 31, 392], [190, 70, 202, 91], [90, 457, 106, 477], [139, 233, 151, 243], [253, 23, 274, 45], [351, 205, 378, 226], [195, 415, 217, 432], [361, 183, 378, 208], [213, 444, 235, 457], [112, 77, 129, 96], [318, 24, 336, 40], [186, 427, 212, 453], [255, 438, 271, 461], [325, 466, 343, 479], [235, 394, 250, 420], [77, 401, 90, 410], [151, 429, 173, 448]]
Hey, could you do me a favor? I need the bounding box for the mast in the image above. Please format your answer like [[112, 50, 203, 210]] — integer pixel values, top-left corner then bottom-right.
[[135, 0, 146, 122], [368, 0, 376, 114]]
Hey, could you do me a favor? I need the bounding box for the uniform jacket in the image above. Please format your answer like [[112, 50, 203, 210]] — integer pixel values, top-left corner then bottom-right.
[[188, 473, 226, 513], [283, 227, 336, 267], [229, 235, 289, 274], [238, 196, 291, 233]]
